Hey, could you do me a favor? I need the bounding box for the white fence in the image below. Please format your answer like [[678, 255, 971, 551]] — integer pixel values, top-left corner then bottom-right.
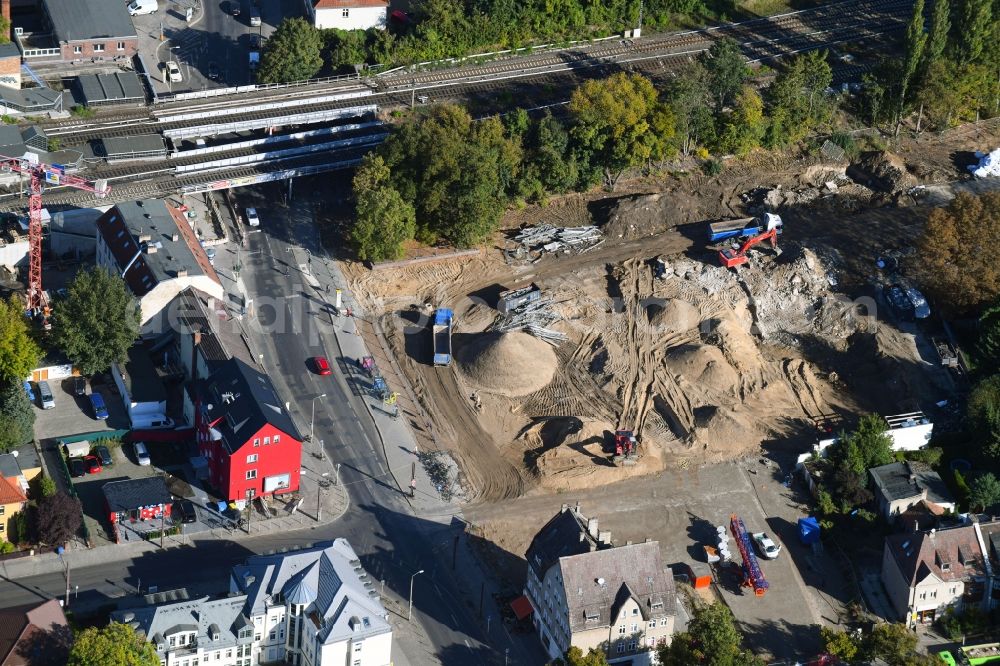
[[155, 90, 373, 123], [163, 104, 378, 140], [170, 121, 382, 158], [174, 134, 386, 174]]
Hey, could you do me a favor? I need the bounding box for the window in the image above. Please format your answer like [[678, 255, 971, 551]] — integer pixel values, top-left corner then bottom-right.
[[616, 643, 625, 654], [247, 469, 258, 480], [628, 640, 637, 651], [93, 43, 104, 52], [354, 643, 363, 652], [117, 41, 125, 50], [651, 601, 663, 610], [247, 454, 258, 464], [255, 633, 261, 642], [631, 622, 638, 632], [649, 619, 657, 629], [0, 505, 4, 515], [253, 438, 260, 447], [269, 631, 276, 640], [342, 7, 349, 16], [273, 435, 280, 444], [618, 624, 626, 635], [264, 436, 270, 445], [354, 661, 361, 666], [73, 46, 81, 54], [169, 637, 176, 647], [632, 608, 638, 616]]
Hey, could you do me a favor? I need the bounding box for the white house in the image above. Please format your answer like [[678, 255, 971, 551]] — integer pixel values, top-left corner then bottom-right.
[[111, 345, 171, 429], [312, 0, 387, 31], [95, 198, 223, 328], [230, 539, 392, 666]]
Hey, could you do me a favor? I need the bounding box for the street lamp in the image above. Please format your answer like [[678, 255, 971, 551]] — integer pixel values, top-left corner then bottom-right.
[[408, 569, 425, 621], [309, 393, 326, 443]]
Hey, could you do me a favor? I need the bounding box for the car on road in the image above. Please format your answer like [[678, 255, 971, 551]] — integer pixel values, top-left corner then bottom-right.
[[165, 61, 182, 83], [249, 6, 260, 25], [94, 445, 113, 467], [312, 356, 332, 376], [207, 62, 221, 80], [173, 499, 197, 524], [248, 33, 262, 49], [73, 376, 86, 396], [134, 441, 151, 466], [752, 532, 781, 559], [89, 392, 109, 420], [84, 455, 102, 474], [245, 207, 259, 227], [69, 458, 86, 478], [37, 381, 54, 409], [227, 0, 241, 16]]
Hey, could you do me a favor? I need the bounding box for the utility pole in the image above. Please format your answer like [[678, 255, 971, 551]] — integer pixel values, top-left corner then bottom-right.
[[408, 569, 425, 621], [245, 490, 253, 534], [310, 393, 326, 444], [159, 510, 164, 548]]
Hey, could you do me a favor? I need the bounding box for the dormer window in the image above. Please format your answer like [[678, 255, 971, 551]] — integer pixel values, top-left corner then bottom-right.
[[213, 632, 220, 641]]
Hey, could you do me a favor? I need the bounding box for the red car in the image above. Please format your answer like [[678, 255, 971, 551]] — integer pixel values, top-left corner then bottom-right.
[[313, 356, 331, 376], [84, 455, 102, 474]]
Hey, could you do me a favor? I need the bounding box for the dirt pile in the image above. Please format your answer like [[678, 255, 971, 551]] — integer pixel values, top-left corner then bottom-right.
[[645, 298, 700, 335], [602, 191, 714, 240], [456, 331, 558, 397], [848, 151, 917, 194], [664, 344, 739, 396]]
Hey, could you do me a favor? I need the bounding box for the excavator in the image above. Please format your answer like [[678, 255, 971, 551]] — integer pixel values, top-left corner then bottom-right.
[[718, 215, 783, 268], [612, 430, 638, 465]]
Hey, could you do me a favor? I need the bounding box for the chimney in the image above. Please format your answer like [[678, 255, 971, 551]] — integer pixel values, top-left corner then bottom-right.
[[171, 233, 179, 242], [561, 503, 568, 513], [587, 518, 599, 540], [177, 269, 188, 278], [138, 234, 152, 243], [598, 530, 611, 545], [575, 501, 581, 514], [146, 245, 157, 254], [1, 0, 9, 24]]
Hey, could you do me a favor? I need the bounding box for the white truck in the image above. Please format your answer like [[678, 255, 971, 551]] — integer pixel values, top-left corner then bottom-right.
[[127, 0, 159, 16]]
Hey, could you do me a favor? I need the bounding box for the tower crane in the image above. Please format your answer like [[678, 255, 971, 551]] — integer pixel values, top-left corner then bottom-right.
[[730, 514, 769, 596], [0, 155, 110, 328]]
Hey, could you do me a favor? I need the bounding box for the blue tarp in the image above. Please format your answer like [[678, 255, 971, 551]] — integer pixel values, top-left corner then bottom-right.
[[798, 516, 821, 545]]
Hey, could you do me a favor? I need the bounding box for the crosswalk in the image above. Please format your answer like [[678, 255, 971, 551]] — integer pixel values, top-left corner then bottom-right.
[[169, 28, 208, 66]]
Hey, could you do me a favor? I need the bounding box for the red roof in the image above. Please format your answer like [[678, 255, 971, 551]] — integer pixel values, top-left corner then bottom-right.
[[510, 595, 533, 621], [315, 0, 387, 8], [0, 476, 26, 505]]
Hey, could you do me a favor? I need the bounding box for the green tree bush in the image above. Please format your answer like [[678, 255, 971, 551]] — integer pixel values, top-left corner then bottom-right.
[[351, 154, 416, 262], [658, 602, 763, 665], [67, 623, 159, 666], [0, 379, 34, 454], [0, 297, 40, 381], [258, 18, 324, 83], [969, 472, 1000, 511]]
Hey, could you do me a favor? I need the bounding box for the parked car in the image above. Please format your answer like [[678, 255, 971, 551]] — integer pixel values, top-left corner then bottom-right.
[[165, 61, 182, 83], [313, 356, 331, 376], [207, 62, 221, 80], [89, 392, 109, 420], [94, 445, 113, 467], [249, 7, 260, 25], [134, 441, 151, 466], [37, 381, 54, 409], [887, 283, 931, 321], [245, 207, 259, 227], [390, 9, 412, 24], [73, 376, 86, 396], [752, 532, 781, 559], [173, 499, 197, 524], [23, 381, 34, 402], [84, 455, 101, 474], [228, 0, 241, 16], [69, 458, 85, 478], [127, 0, 158, 15]]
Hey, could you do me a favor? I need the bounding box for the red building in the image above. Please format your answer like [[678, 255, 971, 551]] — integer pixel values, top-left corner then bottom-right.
[[197, 358, 302, 502]]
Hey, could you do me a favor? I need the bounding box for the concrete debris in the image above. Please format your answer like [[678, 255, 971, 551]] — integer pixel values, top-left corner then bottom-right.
[[969, 148, 1000, 178], [513, 225, 602, 255], [489, 297, 567, 345]]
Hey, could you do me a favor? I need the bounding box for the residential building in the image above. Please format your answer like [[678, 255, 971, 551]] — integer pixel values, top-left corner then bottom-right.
[[110, 589, 255, 666], [311, 0, 387, 31], [0, 476, 25, 544], [0, 599, 72, 665], [0, 445, 42, 494], [111, 345, 171, 429], [882, 524, 990, 626], [230, 539, 392, 666], [870, 461, 956, 523], [95, 198, 222, 326], [197, 358, 302, 503], [0, 43, 21, 89], [524, 505, 675, 663], [103, 477, 172, 544], [37, 0, 138, 63]]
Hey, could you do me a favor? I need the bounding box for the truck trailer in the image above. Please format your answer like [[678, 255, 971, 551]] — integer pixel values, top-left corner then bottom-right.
[[708, 213, 783, 242], [432, 308, 453, 366]]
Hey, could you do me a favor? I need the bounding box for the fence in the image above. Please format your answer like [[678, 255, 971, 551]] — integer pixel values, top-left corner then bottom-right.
[[153, 73, 363, 104]]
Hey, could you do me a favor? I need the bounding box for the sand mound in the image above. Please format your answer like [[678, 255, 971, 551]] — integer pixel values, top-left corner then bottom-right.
[[664, 344, 739, 395], [848, 151, 917, 194], [456, 331, 557, 397], [691, 407, 760, 456], [646, 298, 699, 335]]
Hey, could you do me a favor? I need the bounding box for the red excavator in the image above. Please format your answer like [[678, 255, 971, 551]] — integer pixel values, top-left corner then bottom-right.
[[718, 215, 783, 268], [612, 430, 638, 465]]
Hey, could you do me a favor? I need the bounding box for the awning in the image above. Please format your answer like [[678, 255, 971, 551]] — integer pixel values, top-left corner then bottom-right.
[[510, 595, 533, 621]]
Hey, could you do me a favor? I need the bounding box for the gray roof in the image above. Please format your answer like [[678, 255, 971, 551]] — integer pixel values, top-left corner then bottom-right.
[[870, 461, 955, 505], [559, 541, 675, 633], [120, 345, 167, 403], [0, 125, 25, 156], [75, 72, 145, 105], [101, 135, 166, 158], [160, 288, 254, 370], [44, 0, 137, 42], [0, 86, 62, 113], [0, 42, 19, 59], [526, 506, 607, 579], [231, 539, 390, 645], [103, 477, 171, 513], [13, 442, 40, 472], [49, 206, 110, 238], [110, 592, 252, 653], [0, 453, 20, 479]]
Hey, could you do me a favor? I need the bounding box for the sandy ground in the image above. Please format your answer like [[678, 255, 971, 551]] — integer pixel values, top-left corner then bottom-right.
[[343, 118, 1000, 504]]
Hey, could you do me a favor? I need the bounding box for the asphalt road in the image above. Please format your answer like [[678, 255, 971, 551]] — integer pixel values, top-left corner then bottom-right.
[[0, 186, 515, 665]]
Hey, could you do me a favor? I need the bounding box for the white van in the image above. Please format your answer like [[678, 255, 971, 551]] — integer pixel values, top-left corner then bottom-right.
[[128, 0, 158, 16]]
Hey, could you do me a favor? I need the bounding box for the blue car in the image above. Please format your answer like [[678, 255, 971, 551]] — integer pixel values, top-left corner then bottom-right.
[[23, 381, 35, 402], [89, 393, 109, 420]]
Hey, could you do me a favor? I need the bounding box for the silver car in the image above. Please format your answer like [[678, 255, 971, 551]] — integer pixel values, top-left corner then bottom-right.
[[134, 441, 151, 466], [37, 381, 55, 409]]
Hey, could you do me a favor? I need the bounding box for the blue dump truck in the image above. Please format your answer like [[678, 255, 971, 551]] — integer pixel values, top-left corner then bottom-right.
[[708, 213, 783, 242], [432, 308, 453, 366]]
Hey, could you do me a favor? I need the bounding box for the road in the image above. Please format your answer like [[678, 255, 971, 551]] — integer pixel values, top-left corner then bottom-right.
[[0, 185, 534, 665]]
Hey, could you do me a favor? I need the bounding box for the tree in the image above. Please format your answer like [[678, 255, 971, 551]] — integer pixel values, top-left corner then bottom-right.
[[716, 85, 765, 155], [258, 17, 324, 83], [970, 473, 1000, 511], [820, 626, 860, 661], [915, 192, 1000, 312], [971, 375, 1000, 461], [702, 38, 748, 113], [36, 475, 56, 499], [351, 154, 417, 261], [658, 603, 763, 665], [0, 297, 40, 382], [664, 61, 711, 155], [979, 302, 1000, 373], [35, 492, 81, 546], [568, 72, 667, 188], [897, 0, 927, 132], [325, 28, 369, 72], [67, 623, 159, 666], [0, 379, 34, 454], [51, 267, 140, 375], [953, 0, 992, 65], [924, 0, 950, 70], [863, 622, 919, 665], [555, 646, 610, 666], [837, 414, 894, 476]]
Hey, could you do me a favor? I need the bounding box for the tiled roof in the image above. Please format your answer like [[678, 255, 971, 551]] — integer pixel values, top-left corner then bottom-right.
[[525, 506, 605, 579], [168, 288, 254, 370], [103, 477, 172, 513], [0, 599, 69, 666], [886, 525, 987, 586], [559, 541, 675, 633], [0, 476, 26, 505], [315, 0, 387, 8]]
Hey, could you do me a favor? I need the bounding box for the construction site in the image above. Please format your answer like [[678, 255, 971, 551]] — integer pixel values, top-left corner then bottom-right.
[[345, 122, 982, 506]]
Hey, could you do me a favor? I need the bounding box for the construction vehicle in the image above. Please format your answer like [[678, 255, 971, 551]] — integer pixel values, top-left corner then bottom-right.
[[612, 430, 638, 465], [718, 215, 783, 268], [497, 284, 541, 314], [730, 514, 769, 597], [0, 156, 109, 329], [361, 355, 376, 376], [708, 213, 782, 242], [432, 308, 453, 366]]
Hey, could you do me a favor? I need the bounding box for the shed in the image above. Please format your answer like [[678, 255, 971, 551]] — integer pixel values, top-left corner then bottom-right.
[[103, 477, 172, 524], [63, 441, 90, 458]]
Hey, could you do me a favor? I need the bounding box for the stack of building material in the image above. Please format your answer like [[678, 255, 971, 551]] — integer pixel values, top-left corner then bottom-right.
[[489, 297, 567, 345], [969, 149, 1000, 178], [514, 225, 603, 255]]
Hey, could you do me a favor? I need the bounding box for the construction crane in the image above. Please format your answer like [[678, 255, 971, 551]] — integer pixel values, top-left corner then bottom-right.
[[730, 514, 769, 596], [718, 215, 783, 268], [0, 155, 110, 328]]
